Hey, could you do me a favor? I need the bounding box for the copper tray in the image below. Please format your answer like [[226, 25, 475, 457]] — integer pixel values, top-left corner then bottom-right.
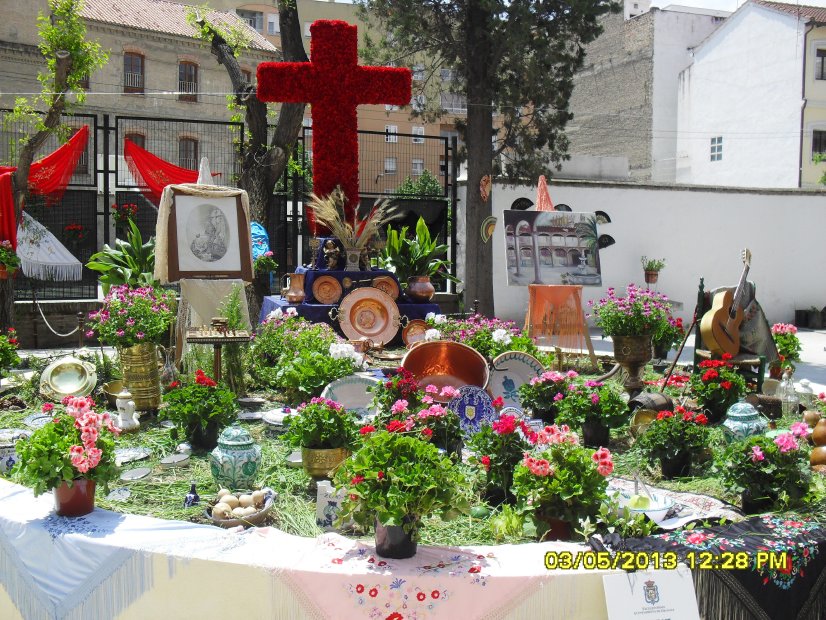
[[312, 275, 343, 304], [402, 319, 429, 347], [372, 275, 400, 300], [338, 287, 400, 344]]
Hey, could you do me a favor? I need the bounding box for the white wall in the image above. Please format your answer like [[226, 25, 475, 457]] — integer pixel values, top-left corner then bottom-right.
[[676, 4, 804, 187], [486, 179, 826, 327], [651, 9, 726, 182]]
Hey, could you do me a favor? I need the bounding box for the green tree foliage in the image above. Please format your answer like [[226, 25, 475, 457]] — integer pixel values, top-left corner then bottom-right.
[[356, 0, 618, 312], [392, 169, 442, 197]]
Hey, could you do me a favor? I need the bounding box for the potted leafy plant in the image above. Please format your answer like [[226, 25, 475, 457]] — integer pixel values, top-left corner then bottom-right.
[[376, 394, 463, 460], [517, 370, 579, 424], [13, 396, 120, 516], [0, 239, 21, 279], [512, 424, 613, 540], [0, 328, 20, 379], [86, 219, 157, 294], [381, 216, 457, 302], [160, 370, 238, 451], [769, 323, 802, 378], [634, 406, 710, 479], [334, 428, 471, 558], [716, 428, 811, 514], [283, 397, 359, 479], [425, 312, 545, 360], [689, 354, 747, 423], [640, 256, 665, 284], [653, 314, 685, 360], [554, 379, 628, 448], [467, 412, 534, 505]]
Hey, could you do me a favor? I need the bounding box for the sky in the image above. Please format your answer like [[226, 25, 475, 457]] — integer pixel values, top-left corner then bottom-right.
[[652, 0, 826, 10]]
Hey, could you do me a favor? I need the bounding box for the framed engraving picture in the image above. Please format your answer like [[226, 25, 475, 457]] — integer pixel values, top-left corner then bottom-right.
[[167, 187, 253, 281]]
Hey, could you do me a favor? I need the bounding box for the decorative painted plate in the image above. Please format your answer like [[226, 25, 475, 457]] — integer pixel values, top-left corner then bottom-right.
[[312, 275, 343, 304], [321, 375, 380, 418], [372, 275, 400, 300], [499, 406, 525, 418], [338, 287, 400, 345], [114, 446, 152, 467], [402, 319, 429, 347], [447, 385, 497, 436], [488, 351, 545, 409]]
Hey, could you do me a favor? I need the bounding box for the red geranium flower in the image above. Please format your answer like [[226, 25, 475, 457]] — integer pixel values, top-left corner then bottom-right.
[[421, 427, 433, 438], [360, 425, 376, 435], [480, 455, 491, 471], [377, 471, 385, 480], [720, 381, 732, 390]]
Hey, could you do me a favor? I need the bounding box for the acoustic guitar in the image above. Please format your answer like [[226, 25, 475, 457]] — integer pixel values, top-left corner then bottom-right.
[[699, 249, 751, 357]]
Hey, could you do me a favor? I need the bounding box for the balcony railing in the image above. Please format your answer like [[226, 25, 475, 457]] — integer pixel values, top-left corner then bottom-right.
[[124, 72, 144, 93], [178, 80, 197, 102], [179, 157, 197, 170]]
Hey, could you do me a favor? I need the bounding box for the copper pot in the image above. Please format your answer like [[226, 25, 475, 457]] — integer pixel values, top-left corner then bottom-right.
[[401, 340, 489, 401], [811, 446, 826, 467], [812, 419, 826, 447], [283, 273, 306, 304], [406, 276, 435, 303], [803, 409, 822, 430]]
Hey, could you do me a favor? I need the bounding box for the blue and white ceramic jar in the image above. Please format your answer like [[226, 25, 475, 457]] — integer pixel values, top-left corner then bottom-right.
[[209, 425, 261, 491], [722, 401, 767, 443]]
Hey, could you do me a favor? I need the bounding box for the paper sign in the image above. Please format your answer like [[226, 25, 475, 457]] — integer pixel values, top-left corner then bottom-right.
[[603, 568, 700, 620]]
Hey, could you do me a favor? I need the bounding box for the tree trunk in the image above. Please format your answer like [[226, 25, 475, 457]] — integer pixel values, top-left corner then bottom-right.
[[463, 1, 494, 316]]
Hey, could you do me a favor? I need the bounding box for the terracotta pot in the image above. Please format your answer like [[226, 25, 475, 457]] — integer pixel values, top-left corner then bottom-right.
[[644, 270, 659, 284], [741, 489, 776, 515], [810, 446, 826, 467], [581, 418, 610, 448], [0, 265, 14, 280], [283, 273, 306, 304], [660, 451, 691, 479], [119, 343, 162, 411], [406, 276, 436, 303], [813, 419, 826, 447], [769, 365, 783, 380], [301, 446, 350, 479], [375, 517, 418, 559], [54, 479, 96, 517]]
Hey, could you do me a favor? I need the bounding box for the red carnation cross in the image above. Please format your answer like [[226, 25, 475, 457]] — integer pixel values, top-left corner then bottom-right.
[[257, 20, 412, 231]]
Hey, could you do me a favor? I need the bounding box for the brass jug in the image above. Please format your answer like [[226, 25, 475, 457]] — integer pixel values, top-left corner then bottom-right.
[[118, 343, 163, 411], [283, 273, 306, 304]]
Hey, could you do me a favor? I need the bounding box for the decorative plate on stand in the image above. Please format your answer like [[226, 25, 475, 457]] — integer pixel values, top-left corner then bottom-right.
[[447, 385, 496, 436], [312, 275, 343, 304], [488, 351, 545, 410], [338, 287, 400, 345], [321, 375, 380, 418], [372, 276, 400, 300], [402, 319, 429, 347]]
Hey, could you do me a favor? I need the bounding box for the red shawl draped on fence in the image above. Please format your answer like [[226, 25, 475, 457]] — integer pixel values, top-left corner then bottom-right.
[[0, 125, 89, 249], [124, 139, 219, 206]]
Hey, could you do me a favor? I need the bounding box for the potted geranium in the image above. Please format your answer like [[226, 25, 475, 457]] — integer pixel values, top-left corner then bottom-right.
[[717, 427, 811, 514], [467, 412, 534, 505], [252, 250, 278, 297], [426, 313, 544, 360], [0, 328, 20, 379], [334, 428, 471, 558], [111, 202, 139, 231], [368, 366, 424, 414], [689, 354, 747, 423], [160, 370, 238, 451], [653, 314, 685, 360], [554, 379, 628, 448], [378, 393, 463, 459], [283, 397, 359, 479], [770, 323, 802, 379], [517, 370, 579, 423], [589, 285, 672, 394], [640, 256, 665, 284], [634, 406, 710, 479], [87, 284, 176, 410], [0, 239, 21, 279], [13, 396, 120, 516], [512, 424, 613, 540]]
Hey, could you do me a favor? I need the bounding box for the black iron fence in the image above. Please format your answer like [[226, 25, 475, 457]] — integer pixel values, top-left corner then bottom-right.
[[1, 111, 458, 301]]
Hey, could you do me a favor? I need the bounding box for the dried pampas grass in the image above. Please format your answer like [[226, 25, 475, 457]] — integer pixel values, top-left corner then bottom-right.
[[306, 187, 397, 249]]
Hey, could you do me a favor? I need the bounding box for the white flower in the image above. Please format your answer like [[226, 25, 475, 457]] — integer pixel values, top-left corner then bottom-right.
[[266, 308, 283, 321], [425, 312, 436, 321], [492, 328, 512, 345], [285, 307, 298, 317], [425, 329, 441, 341], [434, 314, 447, 325]]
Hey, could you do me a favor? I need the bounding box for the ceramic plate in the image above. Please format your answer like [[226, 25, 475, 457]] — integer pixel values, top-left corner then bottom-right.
[[372, 275, 400, 300], [120, 466, 152, 481], [447, 385, 497, 436], [499, 406, 525, 418], [22, 413, 51, 429], [338, 288, 400, 345], [402, 319, 429, 347], [321, 375, 380, 418], [286, 450, 303, 468], [488, 351, 545, 409], [312, 275, 343, 304], [160, 453, 190, 469], [262, 407, 297, 427], [237, 410, 264, 421], [115, 446, 152, 466]]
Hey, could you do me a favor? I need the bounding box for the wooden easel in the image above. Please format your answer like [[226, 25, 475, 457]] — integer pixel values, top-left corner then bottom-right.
[[525, 284, 598, 369]]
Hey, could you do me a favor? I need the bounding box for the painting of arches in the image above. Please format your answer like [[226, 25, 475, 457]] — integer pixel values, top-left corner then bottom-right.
[[503, 209, 603, 286]]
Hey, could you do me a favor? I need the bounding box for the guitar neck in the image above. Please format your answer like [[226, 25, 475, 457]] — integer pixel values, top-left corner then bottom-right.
[[728, 264, 750, 319]]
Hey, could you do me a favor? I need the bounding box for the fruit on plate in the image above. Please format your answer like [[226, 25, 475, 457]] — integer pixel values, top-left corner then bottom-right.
[[627, 494, 651, 510]]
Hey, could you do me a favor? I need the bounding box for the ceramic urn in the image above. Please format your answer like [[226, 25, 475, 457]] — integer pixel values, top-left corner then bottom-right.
[[209, 425, 261, 491], [721, 400, 767, 443]]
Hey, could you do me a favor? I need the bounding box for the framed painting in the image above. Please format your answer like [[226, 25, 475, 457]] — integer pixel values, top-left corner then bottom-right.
[[167, 187, 253, 281]]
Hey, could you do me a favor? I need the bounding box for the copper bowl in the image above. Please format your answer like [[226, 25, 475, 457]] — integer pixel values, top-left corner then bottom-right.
[[401, 341, 489, 401]]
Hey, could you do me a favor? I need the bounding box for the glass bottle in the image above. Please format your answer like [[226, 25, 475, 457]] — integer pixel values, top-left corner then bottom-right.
[[797, 378, 815, 410], [159, 347, 179, 390], [780, 369, 800, 417]]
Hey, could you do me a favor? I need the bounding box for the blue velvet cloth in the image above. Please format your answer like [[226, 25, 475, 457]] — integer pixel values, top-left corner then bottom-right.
[[296, 267, 411, 304]]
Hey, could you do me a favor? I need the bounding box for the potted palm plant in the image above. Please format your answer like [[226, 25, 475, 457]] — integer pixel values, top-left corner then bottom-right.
[[381, 216, 457, 302]]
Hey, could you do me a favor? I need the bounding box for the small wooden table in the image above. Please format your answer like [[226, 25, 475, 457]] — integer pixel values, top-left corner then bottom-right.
[[185, 328, 251, 382]]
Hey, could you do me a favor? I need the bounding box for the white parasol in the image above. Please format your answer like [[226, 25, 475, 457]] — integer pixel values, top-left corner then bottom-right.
[[16, 212, 82, 281]]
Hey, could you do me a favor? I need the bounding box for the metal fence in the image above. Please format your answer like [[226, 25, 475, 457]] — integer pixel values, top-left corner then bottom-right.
[[1, 110, 458, 301]]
